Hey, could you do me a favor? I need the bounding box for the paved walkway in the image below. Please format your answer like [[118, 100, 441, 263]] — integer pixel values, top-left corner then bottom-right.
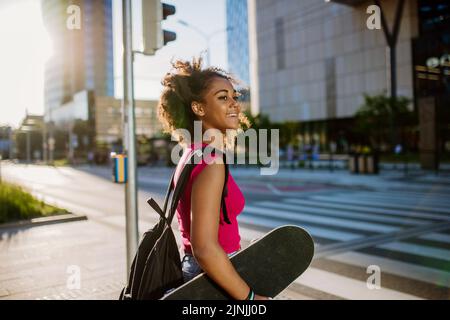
[[0, 220, 125, 300]]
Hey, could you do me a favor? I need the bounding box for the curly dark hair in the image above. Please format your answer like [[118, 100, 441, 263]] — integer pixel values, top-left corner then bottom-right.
[[157, 56, 250, 144]]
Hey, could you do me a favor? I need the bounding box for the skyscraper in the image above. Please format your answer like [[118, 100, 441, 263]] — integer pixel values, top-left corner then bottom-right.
[[226, 0, 250, 87], [41, 0, 114, 123]]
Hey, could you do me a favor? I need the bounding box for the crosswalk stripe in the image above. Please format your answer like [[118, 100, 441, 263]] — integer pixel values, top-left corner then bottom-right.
[[336, 193, 450, 213], [358, 190, 450, 201], [419, 232, 450, 244], [377, 241, 450, 262], [309, 195, 450, 217], [327, 251, 450, 288], [295, 267, 423, 300], [355, 194, 450, 208], [340, 193, 450, 210], [264, 200, 428, 226], [372, 189, 450, 200], [237, 215, 362, 242], [284, 198, 441, 222], [244, 205, 401, 233]]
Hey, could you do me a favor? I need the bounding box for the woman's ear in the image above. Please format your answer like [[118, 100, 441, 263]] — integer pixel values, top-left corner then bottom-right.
[[191, 102, 205, 117]]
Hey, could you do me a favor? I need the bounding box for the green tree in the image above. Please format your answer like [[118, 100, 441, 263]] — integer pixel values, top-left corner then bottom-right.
[[354, 93, 414, 150]]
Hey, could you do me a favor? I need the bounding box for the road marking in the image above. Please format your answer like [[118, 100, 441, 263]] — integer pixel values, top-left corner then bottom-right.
[[314, 221, 450, 258], [419, 232, 450, 244], [377, 241, 450, 262], [310, 195, 450, 216], [341, 193, 450, 209], [327, 251, 450, 288], [261, 201, 427, 226], [284, 198, 445, 221], [244, 205, 400, 233], [238, 215, 362, 242], [295, 267, 423, 300], [266, 183, 282, 195]]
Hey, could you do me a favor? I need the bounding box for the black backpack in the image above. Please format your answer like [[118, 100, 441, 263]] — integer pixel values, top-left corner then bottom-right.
[[119, 147, 230, 300]]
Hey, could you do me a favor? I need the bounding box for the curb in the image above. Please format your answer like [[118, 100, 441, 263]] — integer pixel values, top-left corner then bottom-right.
[[0, 213, 88, 230]]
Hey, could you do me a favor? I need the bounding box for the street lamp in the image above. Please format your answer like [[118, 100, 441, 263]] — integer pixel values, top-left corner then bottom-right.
[[177, 19, 232, 67]]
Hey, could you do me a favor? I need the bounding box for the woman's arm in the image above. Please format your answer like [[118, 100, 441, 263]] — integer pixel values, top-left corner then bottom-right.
[[190, 160, 258, 300]]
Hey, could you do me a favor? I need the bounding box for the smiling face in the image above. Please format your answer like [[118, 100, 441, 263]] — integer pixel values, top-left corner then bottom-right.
[[191, 76, 241, 134]]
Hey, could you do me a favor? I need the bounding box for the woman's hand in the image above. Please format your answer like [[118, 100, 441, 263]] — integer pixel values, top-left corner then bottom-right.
[[254, 294, 271, 300]]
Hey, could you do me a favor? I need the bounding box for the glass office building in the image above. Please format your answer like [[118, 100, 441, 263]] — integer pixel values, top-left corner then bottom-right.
[[226, 0, 250, 88], [41, 0, 115, 123]]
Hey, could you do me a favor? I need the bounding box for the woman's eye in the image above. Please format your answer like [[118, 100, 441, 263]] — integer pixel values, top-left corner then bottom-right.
[[219, 95, 240, 101]]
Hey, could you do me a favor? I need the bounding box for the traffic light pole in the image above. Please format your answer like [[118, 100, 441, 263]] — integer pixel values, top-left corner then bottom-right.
[[122, 0, 139, 275]]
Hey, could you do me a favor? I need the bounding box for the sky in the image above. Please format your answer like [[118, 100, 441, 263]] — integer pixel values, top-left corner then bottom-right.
[[113, 0, 228, 99], [0, 0, 53, 128], [0, 0, 228, 128]]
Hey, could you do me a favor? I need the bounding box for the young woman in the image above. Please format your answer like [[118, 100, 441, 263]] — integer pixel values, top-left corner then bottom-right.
[[157, 57, 269, 300]]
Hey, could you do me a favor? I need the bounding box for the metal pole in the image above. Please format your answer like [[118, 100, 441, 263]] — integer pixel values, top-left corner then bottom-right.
[[68, 125, 73, 164], [49, 109, 54, 164], [26, 131, 31, 164], [122, 0, 139, 275], [8, 128, 13, 160], [43, 122, 47, 164]]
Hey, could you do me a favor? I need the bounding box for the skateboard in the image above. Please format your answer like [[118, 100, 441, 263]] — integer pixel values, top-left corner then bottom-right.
[[163, 225, 314, 300]]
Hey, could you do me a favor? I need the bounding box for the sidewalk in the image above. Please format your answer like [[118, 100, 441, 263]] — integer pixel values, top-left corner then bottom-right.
[[0, 220, 126, 300]]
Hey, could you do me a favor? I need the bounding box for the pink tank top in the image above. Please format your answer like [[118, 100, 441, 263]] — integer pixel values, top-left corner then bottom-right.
[[174, 142, 245, 254]]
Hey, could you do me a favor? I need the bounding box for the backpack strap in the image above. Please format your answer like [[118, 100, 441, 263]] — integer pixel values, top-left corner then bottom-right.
[[146, 148, 200, 222], [166, 149, 203, 225], [146, 168, 175, 221], [147, 146, 231, 226], [221, 151, 231, 224]]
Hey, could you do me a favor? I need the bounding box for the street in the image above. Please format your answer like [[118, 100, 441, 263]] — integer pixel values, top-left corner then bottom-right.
[[1, 162, 449, 299]]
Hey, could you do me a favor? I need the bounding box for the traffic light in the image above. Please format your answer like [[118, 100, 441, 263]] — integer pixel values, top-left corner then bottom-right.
[[162, 3, 176, 45], [140, 0, 176, 55]]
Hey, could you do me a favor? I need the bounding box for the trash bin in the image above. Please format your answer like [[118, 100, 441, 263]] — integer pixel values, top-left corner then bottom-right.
[[111, 152, 127, 183], [365, 153, 379, 174], [348, 153, 359, 173], [358, 154, 367, 174]]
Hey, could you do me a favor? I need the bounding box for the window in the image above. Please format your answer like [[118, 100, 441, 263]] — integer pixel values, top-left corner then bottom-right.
[[275, 17, 286, 70]]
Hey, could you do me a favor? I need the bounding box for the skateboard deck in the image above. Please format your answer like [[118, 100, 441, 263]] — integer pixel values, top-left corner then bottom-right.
[[163, 225, 314, 300]]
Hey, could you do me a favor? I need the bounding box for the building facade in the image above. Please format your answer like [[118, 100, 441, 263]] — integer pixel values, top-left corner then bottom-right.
[[47, 90, 162, 163], [248, 0, 419, 153], [412, 0, 450, 167], [41, 0, 115, 123]]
